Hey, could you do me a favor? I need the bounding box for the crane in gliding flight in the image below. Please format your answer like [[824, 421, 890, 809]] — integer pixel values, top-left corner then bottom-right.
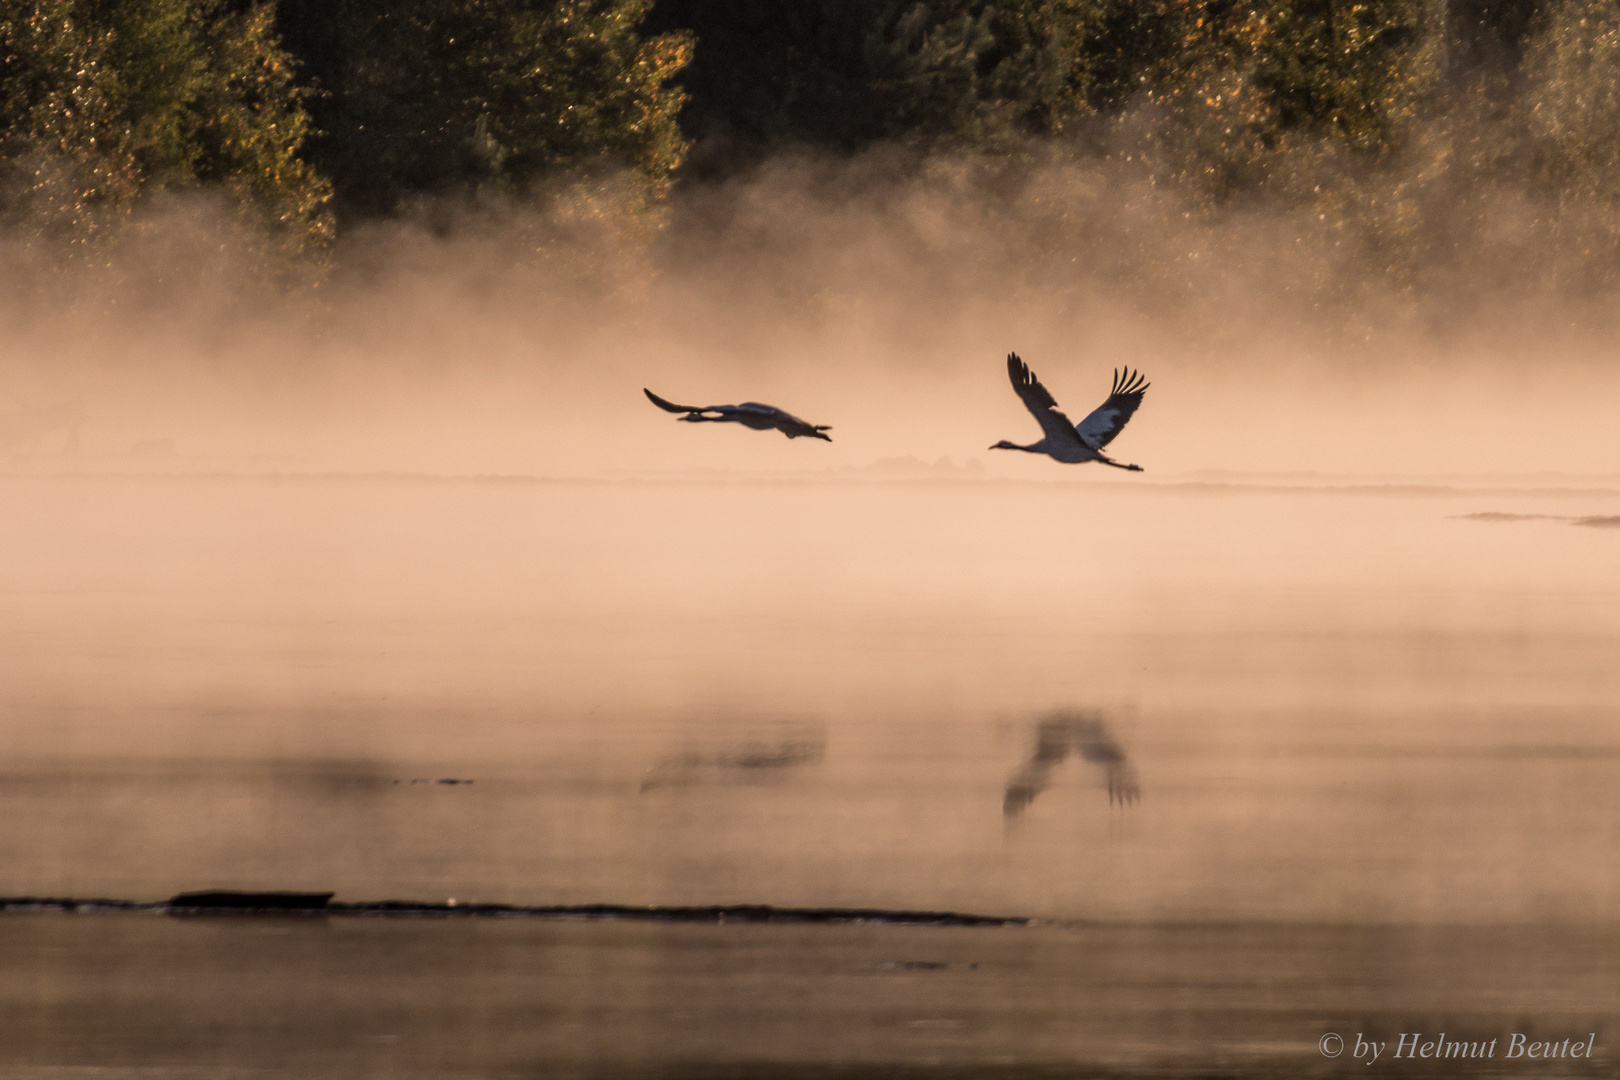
[[644, 389, 832, 441]]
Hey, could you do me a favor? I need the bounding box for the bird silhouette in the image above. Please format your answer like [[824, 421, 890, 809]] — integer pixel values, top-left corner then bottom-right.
[[1004, 710, 1139, 816], [645, 389, 832, 441], [990, 353, 1148, 470]]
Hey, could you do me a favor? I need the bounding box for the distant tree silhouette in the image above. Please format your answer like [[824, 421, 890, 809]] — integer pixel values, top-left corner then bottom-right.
[[644, 0, 1111, 158]]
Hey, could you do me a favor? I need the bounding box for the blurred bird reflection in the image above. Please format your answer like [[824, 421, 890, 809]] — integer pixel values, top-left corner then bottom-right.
[[1004, 710, 1139, 816], [639, 722, 826, 792]]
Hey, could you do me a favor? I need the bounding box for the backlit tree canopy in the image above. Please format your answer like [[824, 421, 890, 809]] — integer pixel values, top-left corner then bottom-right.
[[14, 0, 1620, 291], [0, 0, 333, 250]]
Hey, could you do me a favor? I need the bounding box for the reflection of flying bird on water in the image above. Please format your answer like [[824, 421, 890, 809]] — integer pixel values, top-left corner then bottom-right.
[[990, 353, 1148, 470], [644, 389, 832, 441], [640, 724, 826, 792], [1004, 710, 1139, 816]]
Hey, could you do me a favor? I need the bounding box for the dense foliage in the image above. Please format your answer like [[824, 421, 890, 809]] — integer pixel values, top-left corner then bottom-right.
[[641, 0, 1107, 153], [275, 0, 692, 215], [0, 0, 332, 251], [1119, 0, 1432, 196], [647, 0, 1435, 177], [17, 0, 1620, 300]]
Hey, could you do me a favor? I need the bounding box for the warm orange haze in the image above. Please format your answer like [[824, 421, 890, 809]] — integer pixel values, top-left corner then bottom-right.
[[2, 157, 1619, 1075]]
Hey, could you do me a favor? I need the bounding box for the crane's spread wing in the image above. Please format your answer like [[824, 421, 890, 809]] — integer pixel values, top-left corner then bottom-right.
[[1074, 720, 1139, 806], [1074, 368, 1149, 449], [735, 402, 791, 419], [1006, 353, 1081, 444], [1003, 710, 1139, 815], [645, 389, 706, 414]]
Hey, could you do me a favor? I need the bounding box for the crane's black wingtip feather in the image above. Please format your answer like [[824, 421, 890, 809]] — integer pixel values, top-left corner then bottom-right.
[[644, 388, 694, 414], [1109, 368, 1150, 398]]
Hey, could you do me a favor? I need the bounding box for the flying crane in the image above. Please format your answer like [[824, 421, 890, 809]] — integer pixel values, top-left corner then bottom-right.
[[644, 389, 832, 441], [990, 353, 1148, 470]]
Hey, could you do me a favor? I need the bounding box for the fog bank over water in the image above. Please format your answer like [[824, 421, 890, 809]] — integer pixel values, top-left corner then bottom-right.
[[3, 152, 1618, 481], [1, 472, 1617, 923]]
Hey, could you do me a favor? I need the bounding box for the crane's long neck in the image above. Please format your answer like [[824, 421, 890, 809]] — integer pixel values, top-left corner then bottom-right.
[[990, 439, 1045, 453]]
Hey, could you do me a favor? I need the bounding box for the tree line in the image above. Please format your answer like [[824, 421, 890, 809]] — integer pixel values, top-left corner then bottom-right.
[[4, 0, 1616, 271]]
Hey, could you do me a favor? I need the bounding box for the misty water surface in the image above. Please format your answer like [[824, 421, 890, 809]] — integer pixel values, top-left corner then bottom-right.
[[2, 471, 1616, 924]]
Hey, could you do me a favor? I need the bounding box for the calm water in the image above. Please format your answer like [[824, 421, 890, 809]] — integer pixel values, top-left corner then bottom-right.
[[1, 914, 1615, 1078], [1, 472, 1617, 1075]]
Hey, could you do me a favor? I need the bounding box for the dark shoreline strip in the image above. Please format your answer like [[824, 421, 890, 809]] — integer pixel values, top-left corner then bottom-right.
[[0, 895, 1027, 927]]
